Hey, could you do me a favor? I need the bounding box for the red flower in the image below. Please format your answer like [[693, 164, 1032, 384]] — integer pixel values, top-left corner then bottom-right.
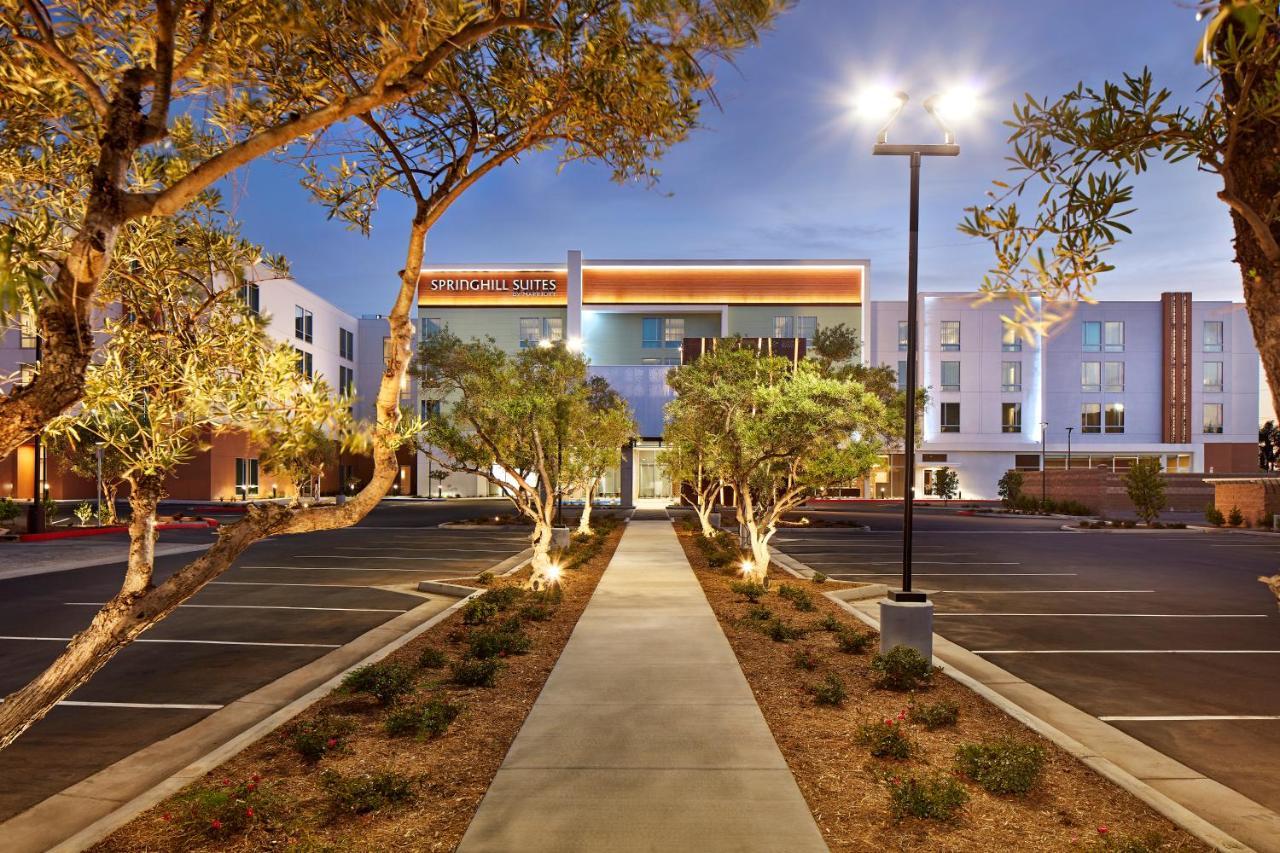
[[251, 773, 262, 783], [246, 783, 256, 792], [246, 807, 255, 817], [221, 777, 230, 787], [1097, 826, 1110, 835], [161, 813, 171, 822], [326, 737, 338, 748], [210, 819, 223, 830]]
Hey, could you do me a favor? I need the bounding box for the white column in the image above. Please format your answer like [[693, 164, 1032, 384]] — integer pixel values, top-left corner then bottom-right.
[[567, 249, 583, 342]]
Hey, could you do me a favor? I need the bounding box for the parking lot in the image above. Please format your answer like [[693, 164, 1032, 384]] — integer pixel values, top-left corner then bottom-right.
[[775, 504, 1280, 814], [0, 499, 526, 820]]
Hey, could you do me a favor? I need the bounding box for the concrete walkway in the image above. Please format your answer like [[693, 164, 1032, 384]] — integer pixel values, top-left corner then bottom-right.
[[458, 520, 828, 852]]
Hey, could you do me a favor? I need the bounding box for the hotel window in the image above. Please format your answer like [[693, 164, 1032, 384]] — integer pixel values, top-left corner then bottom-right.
[[421, 399, 442, 419], [420, 317, 442, 339], [1103, 361, 1124, 392], [1203, 320, 1224, 352], [1203, 402, 1224, 434], [940, 402, 960, 433], [338, 365, 354, 396], [240, 281, 260, 315], [642, 317, 682, 349], [235, 457, 259, 497], [18, 362, 35, 387], [897, 321, 909, 351], [940, 320, 960, 351], [1001, 360, 1021, 392], [773, 316, 793, 337], [294, 306, 313, 343], [1104, 402, 1125, 434], [339, 327, 354, 361], [897, 360, 907, 391], [1203, 361, 1223, 392], [18, 310, 37, 348], [796, 316, 817, 343], [1081, 361, 1101, 392], [295, 348, 313, 379], [641, 356, 680, 365], [520, 317, 563, 347], [1014, 454, 1042, 471], [1082, 321, 1102, 352], [1001, 323, 1022, 352], [1001, 402, 1022, 434], [1104, 321, 1124, 352], [941, 360, 960, 392], [1081, 402, 1102, 434]]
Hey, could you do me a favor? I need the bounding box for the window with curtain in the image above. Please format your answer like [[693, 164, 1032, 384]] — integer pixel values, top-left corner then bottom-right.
[[1081, 361, 1101, 392], [1105, 402, 1125, 433], [941, 361, 960, 391], [1203, 403, 1224, 434], [1001, 402, 1022, 433], [940, 402, 960, 433], [1081, 403, 1101, 433], [1203, 361, 1223, 392], [940, 320, 960, 351], [1203, 321, 1223, 352], [1103, 361, 1124, 392], [1001, 361, 1021, 392]]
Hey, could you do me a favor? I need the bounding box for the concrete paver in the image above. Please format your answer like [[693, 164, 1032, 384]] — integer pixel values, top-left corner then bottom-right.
[[458, 520, 827, 853]]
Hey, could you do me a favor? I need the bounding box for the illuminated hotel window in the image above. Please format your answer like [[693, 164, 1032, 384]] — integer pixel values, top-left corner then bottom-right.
[[235, 457, 259, 497], [1203, 321, 1223, 352], [775, 315, 817, 342], [940, 402, 960, 433], [1203, 403, 1223, 434], [1103, 361, 1124, 392], [1081, 402, 1101, 433], [1001, 402, 1022, 433], [940, 321, 960, 351], [520, 317, 562, 347], [1104, 321, 1124, 352], [941, 361, 960, 392], [420, 317, 443, 339], [642, 317, 682, 349], [1203, 361, 1223, 392], [897, 321, 909, 351], [1104, 402, 1125, 433], [1001, 324, 1021, 352], [1001, 360, 1021, 392], [896, 361, 907, 391], [1081, 361, 1100, 392]]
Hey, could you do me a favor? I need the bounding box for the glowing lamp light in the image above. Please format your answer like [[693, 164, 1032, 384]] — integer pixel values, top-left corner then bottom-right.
[[740, 560, 755, 576], [855, 86, 907, 120], [537, 338, 553, 349], [546, 563, 563, 583], [929, 86, 980, 122], [566, 336, 584, 353]]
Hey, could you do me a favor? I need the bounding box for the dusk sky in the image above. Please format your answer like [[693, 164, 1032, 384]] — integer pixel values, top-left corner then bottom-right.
[[227, 0, 1236, 318]]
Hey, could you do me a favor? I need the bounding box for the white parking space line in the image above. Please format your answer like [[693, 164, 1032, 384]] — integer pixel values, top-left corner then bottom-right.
[[827, 572, 1077, 577], [806, 560, 1021, 566], [1100, 715, 1280, 722], [0, 636, 341, 648], [934, 589, 1154, 595], [977, 649, 1280, 654], [325, 546, 520, 553], [291, 553, 514, 560], [57, 700, 224, 710], [1207, 544, 1280, 548], [65, 602, 408, 614], [245, 565, 474, 573], [936, 613, 1268, 618], [211, 581, 368, 589]]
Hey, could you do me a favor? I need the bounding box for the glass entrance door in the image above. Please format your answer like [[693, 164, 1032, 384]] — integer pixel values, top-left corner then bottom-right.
[[636, 450, 671, 499]]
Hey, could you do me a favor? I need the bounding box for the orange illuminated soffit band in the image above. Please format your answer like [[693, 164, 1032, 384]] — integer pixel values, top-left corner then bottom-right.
[[582, 265, 862, 305]]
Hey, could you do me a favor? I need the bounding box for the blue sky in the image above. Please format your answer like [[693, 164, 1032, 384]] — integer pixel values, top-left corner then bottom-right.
[[226, 0, 1237, 317]]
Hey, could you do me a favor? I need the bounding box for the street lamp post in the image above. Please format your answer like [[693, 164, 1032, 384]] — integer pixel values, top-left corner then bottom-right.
[[95, 442, 105, 523], [1040, 421, 1049, 505], [1065, 426, 1074, 472], [865, 88, 968, 658]]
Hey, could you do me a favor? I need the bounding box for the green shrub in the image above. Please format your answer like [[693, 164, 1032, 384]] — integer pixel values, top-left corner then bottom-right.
[[74, 502, 95, 525], [744, 604, 773, 621], [482, 586, 525, 611], [909, 700, 959, 730], [1204, 503, 1225, 526], [450, 657, 502, 687], [997, 470, 1024, 507], [870, 646, 934, 691], [519, 602, 553, 622], [1085, 829, 1169, 852], [729, 580, 767, 602], [322, 770, 414, 814], [172, 774, 281, 838], [763, 618, 805, 642], [1119, 518, 1137, 529], [527, 585, 563, 606], [888, 774, 969, 821], [818, 613, 842, 632], [811, 571, 828, 584], [288, 714, 356, 762], [475, 571, 495, 586], [0, 497, 20, 524], [462, 598, 499, 625], [812, 673, 848, 706], [467, 623, 531, 659], [417, 646, 447, 670], [777, 583, 817, 612], [792, 647, 820, 671], [954, 738, 1046, 795], [384, 697, 462, 739], [1166, 521, 1187, 529], [856, 718, 913, 759], [341, 662, 416, 705], [835, 627, 872, 654], [1228, 505, 1245, 527]]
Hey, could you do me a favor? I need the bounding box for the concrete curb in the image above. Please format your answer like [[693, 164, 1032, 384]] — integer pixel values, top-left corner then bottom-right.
[[418, 549, 532, 596], [438, 522, 533, 531], [1, 549, 526, 853], [1060, 525, 1203, 534]]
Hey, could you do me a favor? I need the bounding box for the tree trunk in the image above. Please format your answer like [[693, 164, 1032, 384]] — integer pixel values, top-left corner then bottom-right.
[[576, 481, 595, 536], [102, 483, 119, 525], [528, 518, 557, 590], [733, 485, 770, 584], [0, 209, 426, 752]]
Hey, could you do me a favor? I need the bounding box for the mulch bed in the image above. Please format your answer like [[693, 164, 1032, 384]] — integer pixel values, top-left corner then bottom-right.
[[676, 525, 1206, 853], [95, 520, 624, 852]]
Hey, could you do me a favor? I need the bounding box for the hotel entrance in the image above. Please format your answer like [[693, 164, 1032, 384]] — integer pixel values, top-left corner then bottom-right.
[[633, 442, 672, 507]]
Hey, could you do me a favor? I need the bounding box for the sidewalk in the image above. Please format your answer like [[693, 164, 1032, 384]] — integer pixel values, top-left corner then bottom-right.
[[458, 520, 827, 852]]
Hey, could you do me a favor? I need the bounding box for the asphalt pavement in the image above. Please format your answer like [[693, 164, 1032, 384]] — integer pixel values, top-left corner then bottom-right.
[[0, 498, 524, 821], [775, 503, 1280, 815]]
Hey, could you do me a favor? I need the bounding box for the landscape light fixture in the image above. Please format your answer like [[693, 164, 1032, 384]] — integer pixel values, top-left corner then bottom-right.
[[546, 563, 562, 584], [537, 338, 553, 349]]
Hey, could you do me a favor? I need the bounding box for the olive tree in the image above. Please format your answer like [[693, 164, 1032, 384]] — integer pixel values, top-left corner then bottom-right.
[[960, 2, 1280, 417], [47, 431, 129, 524], [659, 411, 726, 537], [1124, 457, 1167, 524], [666, 343, 890, 583], [566, 378, 635, 536]]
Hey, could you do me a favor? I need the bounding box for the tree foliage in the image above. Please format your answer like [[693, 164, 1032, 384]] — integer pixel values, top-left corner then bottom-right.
[[932, 466, 958, 503], [1261, 420, 1279, 470], [566, 378, 635, 535], [960, 2, 1280, 418], [1124, 457, 1167, 524], [666, 342, 890, 582]]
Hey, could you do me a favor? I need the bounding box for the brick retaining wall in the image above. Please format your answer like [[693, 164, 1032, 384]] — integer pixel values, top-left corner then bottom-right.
[[1016, 470, 1218, 515]]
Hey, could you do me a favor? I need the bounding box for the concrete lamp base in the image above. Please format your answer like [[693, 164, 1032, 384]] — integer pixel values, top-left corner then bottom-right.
[[551, 527, 571, 550], [879, 595, 934, 660]]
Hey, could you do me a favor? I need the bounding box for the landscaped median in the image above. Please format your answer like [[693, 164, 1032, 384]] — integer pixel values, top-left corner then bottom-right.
[[92, 518, 623, 852], [674, 521, 1206, 853]]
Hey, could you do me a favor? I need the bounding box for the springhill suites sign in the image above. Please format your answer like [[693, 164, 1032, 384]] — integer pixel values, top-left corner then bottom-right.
[[428, 277, 559, 294]]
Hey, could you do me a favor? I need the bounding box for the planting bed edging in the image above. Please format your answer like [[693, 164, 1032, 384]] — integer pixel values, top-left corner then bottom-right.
[[18, 520, 216, 543], [3, 554, 528, 853]]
